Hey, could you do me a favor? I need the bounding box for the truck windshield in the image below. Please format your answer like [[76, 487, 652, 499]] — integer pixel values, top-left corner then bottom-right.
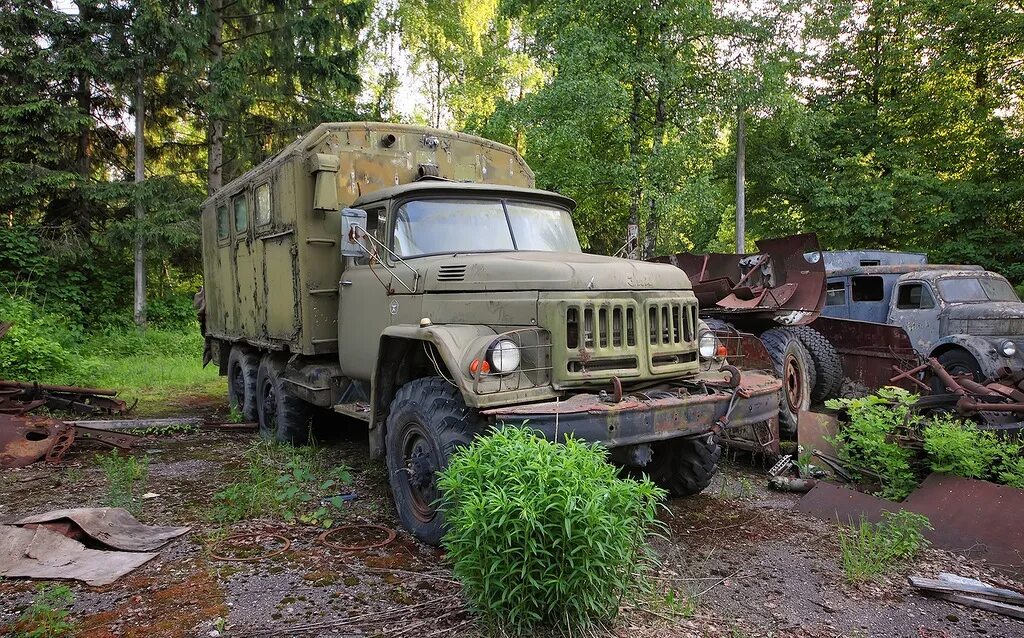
[[937, 277, 1019, 303], [393, 198, 582, 258]]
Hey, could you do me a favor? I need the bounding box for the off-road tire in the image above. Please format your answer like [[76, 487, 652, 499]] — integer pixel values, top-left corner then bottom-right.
[[385, 377, 478, 545], [227, 346, 260, 421], [643, 434, 722, 497], [760, 328, 813, 436], [789, 326, 843, 403], [256, 354, 312, 445], [931, 349, 984, 394]]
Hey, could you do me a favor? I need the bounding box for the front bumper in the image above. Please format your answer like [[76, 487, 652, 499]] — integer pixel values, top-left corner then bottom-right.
[[481, 370, 782, 448]]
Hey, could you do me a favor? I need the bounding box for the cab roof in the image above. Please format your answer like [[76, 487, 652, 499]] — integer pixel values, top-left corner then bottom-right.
[[828, 264, 985, 278], [351, 180, 576, 211]]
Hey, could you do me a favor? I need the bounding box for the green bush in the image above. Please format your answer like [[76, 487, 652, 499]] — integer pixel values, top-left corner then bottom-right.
[[0, 296, 83, 379], [923, 416, 1024, 487], [438, 426, 666, 632], [826, 387, 920, 500], [838, 510, 932, 582]]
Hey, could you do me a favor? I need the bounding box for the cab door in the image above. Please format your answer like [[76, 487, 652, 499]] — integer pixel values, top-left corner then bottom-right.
[[338, 207, 392, 381], [889, 281, 939, 353]]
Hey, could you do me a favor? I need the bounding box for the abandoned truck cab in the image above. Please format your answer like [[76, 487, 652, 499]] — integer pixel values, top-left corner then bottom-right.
[[200, 123, 782, 544], [821, 261, 1024, 380]]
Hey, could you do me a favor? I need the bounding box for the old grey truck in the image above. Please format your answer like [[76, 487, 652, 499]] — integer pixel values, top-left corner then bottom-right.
[[200, 122, 782, 543], [821, 251, 1024, 382]]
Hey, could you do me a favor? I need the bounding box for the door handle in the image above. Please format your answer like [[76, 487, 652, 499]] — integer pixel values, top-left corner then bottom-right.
[[341, 280, 353, 287]]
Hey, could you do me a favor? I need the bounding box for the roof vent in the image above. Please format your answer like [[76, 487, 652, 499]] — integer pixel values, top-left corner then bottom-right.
[[437, 264, 467, 282]]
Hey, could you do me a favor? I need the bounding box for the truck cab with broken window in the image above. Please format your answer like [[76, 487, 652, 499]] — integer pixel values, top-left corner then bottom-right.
[[821, 251, 1024, 382], [198, 122, 782, 544]]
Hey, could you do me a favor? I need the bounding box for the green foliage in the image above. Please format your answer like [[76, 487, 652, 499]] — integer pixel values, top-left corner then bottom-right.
[[838, 511, 932, 583], [214, 441, 353, 528], [96, 450, 150, 513], [437, 426, 666, 632], [825, 387, 921, 500], [9, 584, 77, 638], [923, 416, 1024, 487], [0, 297, 83, 380]]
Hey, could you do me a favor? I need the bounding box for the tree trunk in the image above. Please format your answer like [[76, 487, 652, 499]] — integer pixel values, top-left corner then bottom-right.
[[207, 0, 224, 194], [75, 66, 92, 235], [735, 105, 746, 254], [134, 67, 147, 330], [643, 87, 666, 260], [626, 83, 642, 259]]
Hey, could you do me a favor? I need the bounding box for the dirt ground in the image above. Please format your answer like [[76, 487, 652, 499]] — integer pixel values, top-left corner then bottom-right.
[[1, 397, 1022, 638]]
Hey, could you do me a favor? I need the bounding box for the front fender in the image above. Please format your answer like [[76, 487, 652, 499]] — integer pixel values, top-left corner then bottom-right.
[[930, 335, 1016, 379]]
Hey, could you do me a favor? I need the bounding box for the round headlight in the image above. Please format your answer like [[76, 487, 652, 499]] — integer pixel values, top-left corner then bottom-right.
[[489, 339, 521, 373], [699, 331, 718, 359], [1001, 340, 1017, 357]]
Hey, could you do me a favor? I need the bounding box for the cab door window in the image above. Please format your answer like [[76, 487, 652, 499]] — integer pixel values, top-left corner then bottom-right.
[[896, 282, 935, 309], [825, 281, 847, 306]]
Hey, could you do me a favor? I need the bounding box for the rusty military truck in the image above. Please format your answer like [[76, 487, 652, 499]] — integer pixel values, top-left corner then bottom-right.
[[200, 122, 782, 543]]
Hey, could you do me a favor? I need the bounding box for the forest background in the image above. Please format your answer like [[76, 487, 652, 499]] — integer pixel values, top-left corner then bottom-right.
[[0, 0, 1022, 390]]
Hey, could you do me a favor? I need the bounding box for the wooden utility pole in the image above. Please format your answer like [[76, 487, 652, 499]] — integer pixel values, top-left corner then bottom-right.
[[735, 105, 746, 254], [133, 67, 146, 329]]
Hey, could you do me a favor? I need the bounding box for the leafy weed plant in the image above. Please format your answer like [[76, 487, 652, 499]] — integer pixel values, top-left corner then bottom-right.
[[438, 426, 666, 633], [214, 441, 352, 527], [923, 415, 1024, 487], [9, 584, 77, 638], [838, 510, 932, 582], [96, 450, 149, 513]]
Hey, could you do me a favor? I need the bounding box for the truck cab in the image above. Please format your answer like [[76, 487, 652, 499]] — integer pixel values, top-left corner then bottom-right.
[[821, 259, 1024, 380]]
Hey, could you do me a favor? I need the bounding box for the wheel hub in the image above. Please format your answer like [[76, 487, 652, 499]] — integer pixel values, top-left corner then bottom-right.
[[407, 444, 436, 490], [784, 352, 802, 408]]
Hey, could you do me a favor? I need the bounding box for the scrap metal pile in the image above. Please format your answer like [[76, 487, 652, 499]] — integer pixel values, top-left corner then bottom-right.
[[891, 358, 1024, 428], [0, 323, 138, 468]]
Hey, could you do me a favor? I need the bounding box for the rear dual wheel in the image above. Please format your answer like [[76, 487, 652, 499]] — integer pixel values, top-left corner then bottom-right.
[[255, 354, 312, 445], [227, 346, 260, 421]]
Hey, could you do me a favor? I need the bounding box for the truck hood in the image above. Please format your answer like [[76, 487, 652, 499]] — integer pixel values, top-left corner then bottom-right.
[[943, 302, 1024, 322], [421, 251, 691, 292]]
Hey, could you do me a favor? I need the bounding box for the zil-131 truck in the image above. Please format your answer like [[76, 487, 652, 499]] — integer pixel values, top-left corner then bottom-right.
[[199, 122, 782, 543]]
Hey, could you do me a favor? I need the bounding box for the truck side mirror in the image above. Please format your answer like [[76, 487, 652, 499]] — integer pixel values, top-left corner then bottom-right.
[[341, 208, 369, 258]]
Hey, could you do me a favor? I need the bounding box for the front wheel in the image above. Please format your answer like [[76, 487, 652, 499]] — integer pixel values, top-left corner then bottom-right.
[[931, 349, 983, 393], [641, 434, 722, 497], [385, 377, 477, 545]]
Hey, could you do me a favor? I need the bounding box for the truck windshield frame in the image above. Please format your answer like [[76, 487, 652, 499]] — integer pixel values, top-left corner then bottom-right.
[[391, 197, 582, 259], [937, 276, 1020, 303]]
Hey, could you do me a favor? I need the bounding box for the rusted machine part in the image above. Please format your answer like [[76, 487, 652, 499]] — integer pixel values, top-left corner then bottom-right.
[[0, 380, 132, 416], [0, 414, 70, 468], [44, 427, 77, 464], [318, 524, 397, 551], [888, 358, 1024, 420], [813, 316, 920, 391], [652, 233, 826, 326], [209, 532, 291, 562]]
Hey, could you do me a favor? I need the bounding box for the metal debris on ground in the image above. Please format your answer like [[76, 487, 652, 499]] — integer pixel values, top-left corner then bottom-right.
[[13, 507, 190, 552], [0, 412, 143, 468], [209, 532, 292, 562], [889, 357, 1024, 428], [0, 380, 135, 416], [798, 476, 1024, 578], [0, 525, 158, 586], [910, 573, 1024, 620], [319, 524, 397, 551]]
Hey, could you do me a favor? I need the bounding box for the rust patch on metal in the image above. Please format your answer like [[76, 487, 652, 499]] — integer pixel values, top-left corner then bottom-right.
[[812, 316, 919, 390], [0, 414, 69, 468]]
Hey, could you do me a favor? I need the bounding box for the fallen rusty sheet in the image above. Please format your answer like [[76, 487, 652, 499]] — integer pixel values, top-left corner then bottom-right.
[[14, 507, 190, 552], [0, 525, 157, 586], [798, 476, 1024, 576]]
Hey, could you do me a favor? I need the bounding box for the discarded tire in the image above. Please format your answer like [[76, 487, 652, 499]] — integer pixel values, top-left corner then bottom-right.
[[789, 326, 843, 402], [760, 328, 813, 435]]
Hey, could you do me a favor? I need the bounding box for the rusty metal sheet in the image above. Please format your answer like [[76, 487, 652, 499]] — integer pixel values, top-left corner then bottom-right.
[[0, 525, 157, 586], [0, 414, 69, 468], [653, 233, 826, 327], [14, 508, 190, 552], [798, 476, 1024, 577], [811, 316, 919, 391], [903, 475, 1024, 573], [796, 481, 898, 525], [797, 410, 839, 458]]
